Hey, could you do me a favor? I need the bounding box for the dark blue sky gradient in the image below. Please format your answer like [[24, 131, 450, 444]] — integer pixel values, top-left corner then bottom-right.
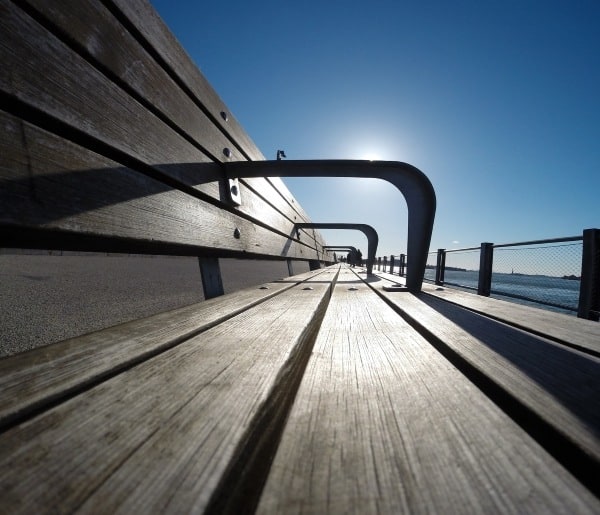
[[150, 0, 599, 256]]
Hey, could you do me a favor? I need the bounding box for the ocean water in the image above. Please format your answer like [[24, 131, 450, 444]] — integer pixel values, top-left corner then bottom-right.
[[411, 268, 581, 315]]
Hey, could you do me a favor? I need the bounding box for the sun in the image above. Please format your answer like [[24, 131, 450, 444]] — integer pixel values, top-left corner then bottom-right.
[[361, 152, 382, 161]]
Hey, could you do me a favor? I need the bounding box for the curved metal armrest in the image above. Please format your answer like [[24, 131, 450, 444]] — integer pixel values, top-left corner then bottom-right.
[[225, 160, 436, 291], [296, 223, 378, 276]]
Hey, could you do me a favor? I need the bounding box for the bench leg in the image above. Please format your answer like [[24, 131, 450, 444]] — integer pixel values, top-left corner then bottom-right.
[[198, 257, 224, 299], [308, 260, 320, 271]]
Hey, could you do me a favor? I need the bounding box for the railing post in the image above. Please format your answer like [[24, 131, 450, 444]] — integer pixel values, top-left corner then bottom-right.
[[390, 255, 395, 275], [478, 243, 494, 296], [435, 248, 446, 285], [377, 257, 381, 271], [399, 254, 406, 276], [287, 258, 294, 276], [383, 256, 388, 272], [578, 228, 600, 320]]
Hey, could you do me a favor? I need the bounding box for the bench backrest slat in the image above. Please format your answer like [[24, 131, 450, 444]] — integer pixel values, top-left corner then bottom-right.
[[110, 0, 264, 161], [0, 0, 329, 262]]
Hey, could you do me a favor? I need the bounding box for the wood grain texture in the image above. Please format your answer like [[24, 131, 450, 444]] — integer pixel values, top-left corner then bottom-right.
[[0, 268, 330, 431], [262, 177, 317, 228], [238, 177, 319, 240], [378, 286, 600, 472], [0, 110, 317, 259], [108, 0, 264, 162], [257, 268, 599, 513], [0, 1, 214, 188], [422, 283, 600, 355], [19, 0, 242, 165], [0, 2, 327, 259], [14, 0, 319, 238], [0, 273, 337, 513]]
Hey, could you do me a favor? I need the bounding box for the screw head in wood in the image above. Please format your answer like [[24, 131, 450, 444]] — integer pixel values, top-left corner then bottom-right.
[[223, 148, 232, 158], [234, 228, 241, 239], [220, 111, 228, 121]]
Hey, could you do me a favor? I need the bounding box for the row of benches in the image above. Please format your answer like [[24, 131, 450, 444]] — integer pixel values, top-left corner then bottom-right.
[[1, 0, 598, 512]]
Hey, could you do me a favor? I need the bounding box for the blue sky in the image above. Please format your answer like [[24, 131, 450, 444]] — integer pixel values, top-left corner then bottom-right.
[[150, 0, 599, 258]]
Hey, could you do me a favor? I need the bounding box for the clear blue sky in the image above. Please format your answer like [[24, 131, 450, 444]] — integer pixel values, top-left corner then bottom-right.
[[150, 0, 599, 258]]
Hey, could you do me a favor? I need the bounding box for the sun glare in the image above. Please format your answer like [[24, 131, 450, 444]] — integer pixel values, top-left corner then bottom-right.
[[362, 152, 381, 161]]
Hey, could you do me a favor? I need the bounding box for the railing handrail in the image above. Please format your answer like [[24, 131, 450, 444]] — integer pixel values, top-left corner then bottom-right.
[[435, 236, 584, 255], [494, 235, 582, 249], [441, 246, 481, 253]]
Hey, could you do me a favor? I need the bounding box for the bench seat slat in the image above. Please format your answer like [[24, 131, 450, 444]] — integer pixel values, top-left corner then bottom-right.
[[0, 268, 328, 431], [375, 277, 600, 470], [0, 270, 337, 513], [257, 269, 599, 513], [423, 283, 600, 355]]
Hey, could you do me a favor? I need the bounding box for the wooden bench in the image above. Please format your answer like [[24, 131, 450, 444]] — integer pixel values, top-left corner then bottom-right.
[[1, 1, 599, 513]]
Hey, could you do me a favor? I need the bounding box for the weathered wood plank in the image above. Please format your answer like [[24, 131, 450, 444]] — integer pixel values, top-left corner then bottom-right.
[[0, 270, 338, 513], [422, 283, 600, 355], [0, 267, 330, 431], [238, 177, 320, 240], [260, 176, 332, 255], [1, 2, 332, 263], [13, 0, 320, 239], [383, 293, 599, 471], [366, 271, 600, 486], [257, 268, 599, 513], [0, 1, 218, 193], [0, 110, 316, 259], [109, 0, 264, 161], [263, 176, 318, 227]]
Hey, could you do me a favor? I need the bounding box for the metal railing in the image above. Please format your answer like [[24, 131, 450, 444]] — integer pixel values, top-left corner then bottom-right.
[[378, 253, 407, 276], [414, 228, 599, 320]]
